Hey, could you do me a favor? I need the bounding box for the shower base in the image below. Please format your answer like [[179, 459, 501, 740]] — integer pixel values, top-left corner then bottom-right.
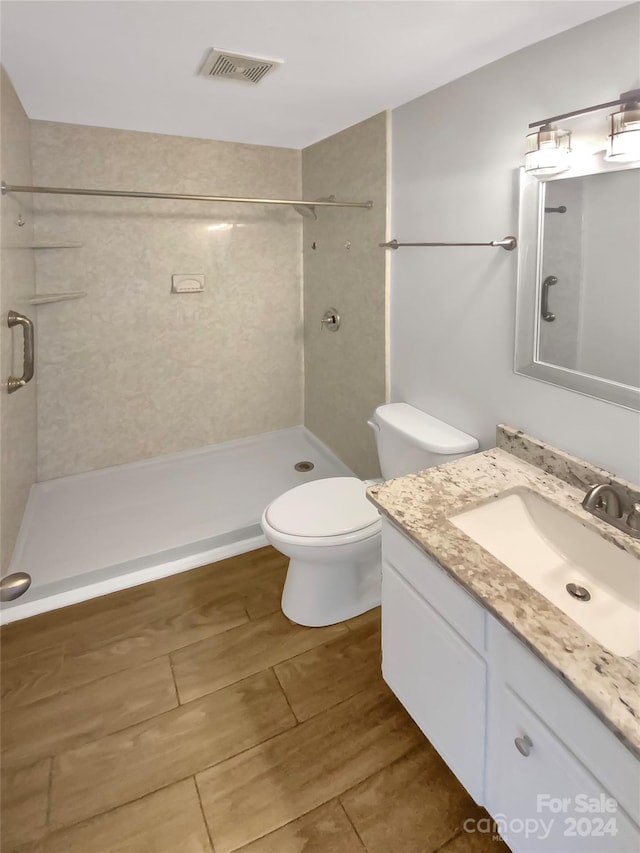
[[2, 427, 352, 623]]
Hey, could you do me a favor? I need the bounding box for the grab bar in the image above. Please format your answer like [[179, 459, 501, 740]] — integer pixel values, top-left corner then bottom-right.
[[7, 310, 35, 394], [541, 276, 557, 322]]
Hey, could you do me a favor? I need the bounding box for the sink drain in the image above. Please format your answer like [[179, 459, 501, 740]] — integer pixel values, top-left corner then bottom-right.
[[566, 583, 591, 602], [294, 461, 314, 472]]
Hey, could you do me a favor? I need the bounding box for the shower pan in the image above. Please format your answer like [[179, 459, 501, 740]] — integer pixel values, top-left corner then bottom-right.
[[2, 427, 352, 623]]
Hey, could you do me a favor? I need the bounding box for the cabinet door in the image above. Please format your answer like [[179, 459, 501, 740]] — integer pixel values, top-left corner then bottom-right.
[[486, 683, 640, 853], [382, 563, 486, 803]]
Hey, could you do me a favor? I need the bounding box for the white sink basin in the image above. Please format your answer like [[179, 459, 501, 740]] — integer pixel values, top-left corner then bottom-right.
[[450, 489, 640, 657]]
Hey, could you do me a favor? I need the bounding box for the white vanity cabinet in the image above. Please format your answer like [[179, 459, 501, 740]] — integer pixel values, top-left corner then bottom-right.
[[381, 520, 640, 853], [382, 521, 488, 802], [382, 564, 487, 801], [486, 682, 640, 852]]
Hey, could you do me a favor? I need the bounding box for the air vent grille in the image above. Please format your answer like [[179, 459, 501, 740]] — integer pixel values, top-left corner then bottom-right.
[[200, 49, 281, 85]]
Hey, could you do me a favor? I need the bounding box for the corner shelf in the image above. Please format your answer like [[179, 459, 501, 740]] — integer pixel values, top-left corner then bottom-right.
[[29, 291, 87, 305], [27, 242, 84, 249]]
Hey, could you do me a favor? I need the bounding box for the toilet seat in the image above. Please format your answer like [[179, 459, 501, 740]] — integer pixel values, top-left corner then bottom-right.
[[264, 477, 381, 545]]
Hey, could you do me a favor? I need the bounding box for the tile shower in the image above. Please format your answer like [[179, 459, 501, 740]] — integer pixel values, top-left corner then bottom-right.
[[0, 79, 388, 621]]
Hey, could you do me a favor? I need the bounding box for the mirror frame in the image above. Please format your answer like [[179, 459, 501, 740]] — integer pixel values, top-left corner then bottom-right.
[[515, 156, 640, 411]]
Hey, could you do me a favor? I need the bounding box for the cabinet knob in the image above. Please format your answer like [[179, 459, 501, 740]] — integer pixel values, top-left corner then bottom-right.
[[514, 735, 533, 757]]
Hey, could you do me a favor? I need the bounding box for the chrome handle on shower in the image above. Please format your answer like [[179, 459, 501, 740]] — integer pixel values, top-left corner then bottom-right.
[[541, 276, 557, 322], [7, 310, 35, 393], [320, 308, 340, 332]]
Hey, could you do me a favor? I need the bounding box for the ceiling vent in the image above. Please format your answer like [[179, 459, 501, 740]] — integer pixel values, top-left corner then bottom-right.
[[200, 48, 282, 85]]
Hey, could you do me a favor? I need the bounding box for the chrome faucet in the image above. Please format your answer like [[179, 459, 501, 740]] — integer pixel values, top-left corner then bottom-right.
[[582, 483, 640, 540], [581, 484, 622, 517]]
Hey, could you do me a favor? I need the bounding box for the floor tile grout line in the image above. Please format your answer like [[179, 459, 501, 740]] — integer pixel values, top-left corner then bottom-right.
[[336, 739, 425, 817], [193, 774, 218, 853], [167, 654, 182, 706], [0, 657, 179, 772], [31, 671, 300, 830], [4, 653, 430, 844], [46, 718, 317, 843], [44, 753, 55, 829], [433, 828, 464, 853], [60, 592, 251, 670], [3, 559, 398, 849], [0, 550, 286, 664], [198, 680, 375, 781], [271, 665, 301, 724], [0, 559, 285, 674], [42, 774, 215, 841], [58, 605, 252, 695], [3, 648, 176, 715], [226, 798, 366, 853], [270, 618, 376, 675], [337, 798, 370, 851], [2, 637, 384, 776], [191, 695, 420, 852], [337, 742, 473, 853], [170, 620, 354, 706], [3, 596, 260, 706]]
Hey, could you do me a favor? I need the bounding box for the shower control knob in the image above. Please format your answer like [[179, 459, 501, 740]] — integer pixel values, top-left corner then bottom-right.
[[320, 309, 340, 332]]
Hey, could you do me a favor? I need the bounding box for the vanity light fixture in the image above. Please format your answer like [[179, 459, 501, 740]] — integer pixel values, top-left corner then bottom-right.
[[606, 93, 640, 162], [524, 124, 571, 175], [526, 88, 640, 172]]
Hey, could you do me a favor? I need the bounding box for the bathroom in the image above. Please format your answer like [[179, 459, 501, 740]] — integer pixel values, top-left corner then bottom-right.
[[1, 1, 639, 850]]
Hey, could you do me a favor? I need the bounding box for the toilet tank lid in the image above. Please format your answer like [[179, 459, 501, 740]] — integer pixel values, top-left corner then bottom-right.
[[372, 403, 479, 455]]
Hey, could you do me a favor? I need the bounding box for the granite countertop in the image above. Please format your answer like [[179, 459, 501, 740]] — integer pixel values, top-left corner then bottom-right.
[[367, 426, 640, 758]]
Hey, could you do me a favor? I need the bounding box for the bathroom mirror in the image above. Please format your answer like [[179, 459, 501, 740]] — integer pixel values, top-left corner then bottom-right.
[[515, 157, 640, 410]]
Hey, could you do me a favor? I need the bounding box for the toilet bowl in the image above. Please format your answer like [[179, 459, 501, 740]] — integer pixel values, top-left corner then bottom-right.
[[261, 477, 382, 627], [262, 403, 479, 627]]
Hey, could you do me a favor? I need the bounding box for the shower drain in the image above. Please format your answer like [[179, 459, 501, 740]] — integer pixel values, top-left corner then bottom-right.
[[566, 582, 591, 602], [294, 461, 314, 472]]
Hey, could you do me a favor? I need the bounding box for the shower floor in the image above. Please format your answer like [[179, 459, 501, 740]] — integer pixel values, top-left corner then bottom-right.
[[3, 427, 352, 623]]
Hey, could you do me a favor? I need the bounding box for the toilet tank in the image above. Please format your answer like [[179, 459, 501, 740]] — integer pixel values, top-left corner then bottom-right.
[[368, 403, 479, 479]]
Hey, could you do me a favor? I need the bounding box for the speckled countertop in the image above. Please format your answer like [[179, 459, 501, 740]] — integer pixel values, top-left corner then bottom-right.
[[367, 425, 640, 758]]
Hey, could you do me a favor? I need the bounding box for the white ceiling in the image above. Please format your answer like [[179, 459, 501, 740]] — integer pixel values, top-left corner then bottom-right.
[[1, 1, 631, 149]]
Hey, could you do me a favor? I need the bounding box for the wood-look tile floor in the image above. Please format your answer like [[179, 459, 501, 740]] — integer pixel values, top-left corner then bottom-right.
[[0, 547, 509, 853]]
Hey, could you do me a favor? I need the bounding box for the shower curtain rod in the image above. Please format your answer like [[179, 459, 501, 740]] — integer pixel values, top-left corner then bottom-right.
[[1, 181, 373, 210]]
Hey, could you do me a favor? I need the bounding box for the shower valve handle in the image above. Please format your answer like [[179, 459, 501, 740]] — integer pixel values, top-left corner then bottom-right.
[[320, 309, 340, 332]]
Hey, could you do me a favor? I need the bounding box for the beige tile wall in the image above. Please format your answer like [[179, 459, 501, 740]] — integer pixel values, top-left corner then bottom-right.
[[30, 122, 304, 480], [302, 113, 388, 478], [0, 68, 37, 571]]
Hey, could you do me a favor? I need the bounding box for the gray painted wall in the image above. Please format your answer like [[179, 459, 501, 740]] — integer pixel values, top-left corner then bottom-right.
[[390, 4, 640, 481]]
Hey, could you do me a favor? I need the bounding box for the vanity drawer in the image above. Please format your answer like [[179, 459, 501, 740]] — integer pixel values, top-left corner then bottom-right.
[[486, 683, 640, 853], [382, 519, 485, 651], [382, 563, 486, 802], [488, 618, 640, 824]]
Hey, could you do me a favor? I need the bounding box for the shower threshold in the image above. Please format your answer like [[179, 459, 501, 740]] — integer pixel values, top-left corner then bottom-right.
[[2, 427, 352, 623]]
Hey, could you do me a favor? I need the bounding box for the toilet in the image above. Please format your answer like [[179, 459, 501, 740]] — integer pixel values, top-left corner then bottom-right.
[[261, 403, 479, 627]]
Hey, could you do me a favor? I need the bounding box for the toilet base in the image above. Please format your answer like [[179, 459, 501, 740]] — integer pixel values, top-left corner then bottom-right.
[[281, 548, 381, 627]]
